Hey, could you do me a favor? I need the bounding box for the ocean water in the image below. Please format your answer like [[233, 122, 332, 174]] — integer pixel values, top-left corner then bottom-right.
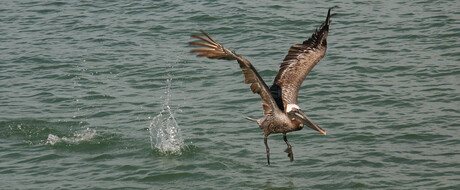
[[1, 0, 459, 189]]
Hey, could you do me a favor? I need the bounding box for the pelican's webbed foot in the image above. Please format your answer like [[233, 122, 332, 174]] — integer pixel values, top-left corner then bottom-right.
[[283, 134, 294, 162], [284, 146, 294, 162]]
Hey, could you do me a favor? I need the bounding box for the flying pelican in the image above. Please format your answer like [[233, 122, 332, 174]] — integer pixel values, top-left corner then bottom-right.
[[189, 8, 334, 165]]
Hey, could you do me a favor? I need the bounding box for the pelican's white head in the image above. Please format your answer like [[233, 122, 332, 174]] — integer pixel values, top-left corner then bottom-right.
[[286, 104, 300, 113]]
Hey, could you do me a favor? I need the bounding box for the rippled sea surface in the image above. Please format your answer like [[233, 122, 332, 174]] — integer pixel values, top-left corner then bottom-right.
[[1, 0, 459, 189]]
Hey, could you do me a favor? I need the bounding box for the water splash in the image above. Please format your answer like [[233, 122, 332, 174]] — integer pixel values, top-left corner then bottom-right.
[[148, 75, 185, 155], [46, 128, 97, 145]]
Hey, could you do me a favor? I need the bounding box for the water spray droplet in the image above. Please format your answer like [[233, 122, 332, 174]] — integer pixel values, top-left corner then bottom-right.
[[148, 74, 185, 155]]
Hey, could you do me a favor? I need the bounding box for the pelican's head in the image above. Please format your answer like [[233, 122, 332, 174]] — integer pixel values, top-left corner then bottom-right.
[[286, 104, 327, 135]]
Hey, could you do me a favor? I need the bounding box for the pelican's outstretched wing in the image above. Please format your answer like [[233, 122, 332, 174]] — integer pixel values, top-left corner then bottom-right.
[[271, 8, 334, 110], [190, 30, 279, 115]]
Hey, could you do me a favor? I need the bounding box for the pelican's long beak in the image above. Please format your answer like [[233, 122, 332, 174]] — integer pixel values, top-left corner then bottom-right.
[[290, 110, 327, 135]]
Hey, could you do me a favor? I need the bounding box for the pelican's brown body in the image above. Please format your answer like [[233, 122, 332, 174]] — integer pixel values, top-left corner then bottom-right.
[[189, 8, 335, 165], [254, 109, 303, 134]]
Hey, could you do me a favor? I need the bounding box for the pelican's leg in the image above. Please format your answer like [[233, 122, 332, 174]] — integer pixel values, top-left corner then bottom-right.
[[283, 133, 294, 162], [264, 135, 270, 165]]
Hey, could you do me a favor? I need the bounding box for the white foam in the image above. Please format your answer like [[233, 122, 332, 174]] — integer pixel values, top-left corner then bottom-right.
[[46, 128, 97, 145]]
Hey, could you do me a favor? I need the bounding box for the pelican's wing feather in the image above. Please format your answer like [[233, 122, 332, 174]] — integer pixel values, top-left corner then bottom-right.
[[273, 8, 333, 108], [190, 30, 279, 115]]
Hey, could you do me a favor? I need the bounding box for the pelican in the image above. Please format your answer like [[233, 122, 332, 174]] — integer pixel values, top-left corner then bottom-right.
[[189, 8, 334, 165]]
